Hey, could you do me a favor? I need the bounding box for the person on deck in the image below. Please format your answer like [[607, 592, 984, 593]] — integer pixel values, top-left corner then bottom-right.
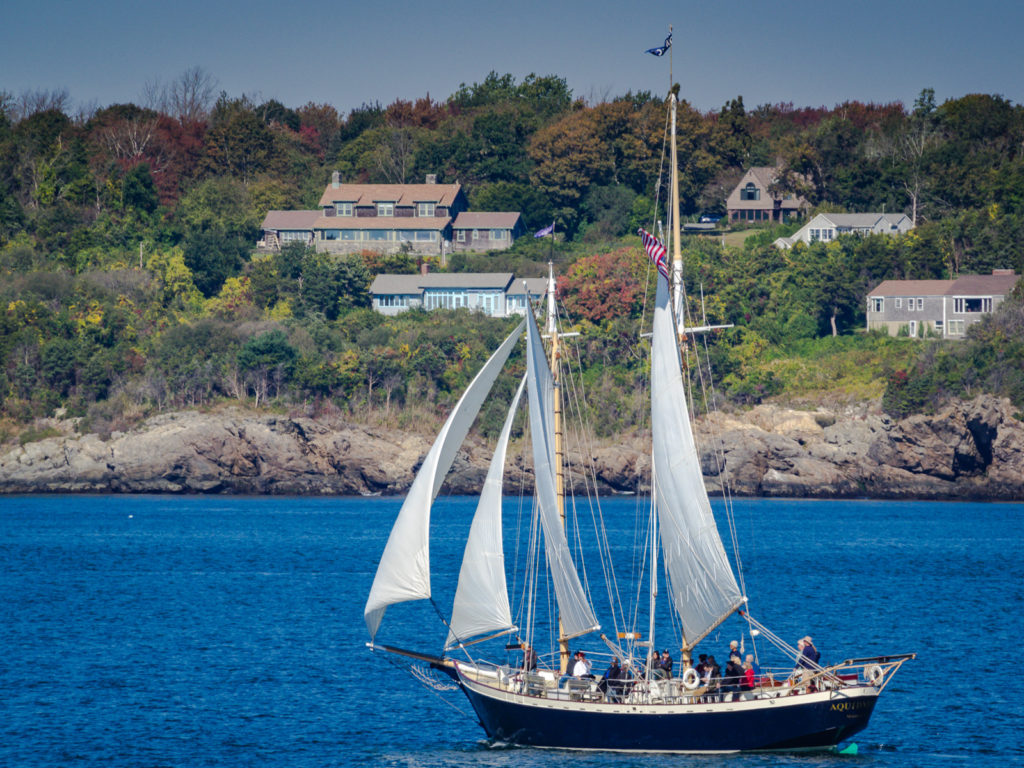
[[572, 651, 594, 678], [723, 655, 745, 694], [599, 658, 626, 701], [521, 643, 537, 672], [745, 653, 761, 686], [801, 636, 820, 666], [797, 636, 820, 669], [660, 650, 674, 679], [695, 653, 709, 680]]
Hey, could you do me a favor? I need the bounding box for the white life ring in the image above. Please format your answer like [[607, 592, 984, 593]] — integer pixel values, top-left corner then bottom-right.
[[867, 665, 884, 685], [682, 667, 701, 690]]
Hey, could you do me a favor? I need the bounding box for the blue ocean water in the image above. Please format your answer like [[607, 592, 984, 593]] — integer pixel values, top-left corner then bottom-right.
[[2, 495, 1022, 767]]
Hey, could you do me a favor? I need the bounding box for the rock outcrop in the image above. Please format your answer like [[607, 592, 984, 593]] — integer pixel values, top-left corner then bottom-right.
[[1, 396, 1022, 500]]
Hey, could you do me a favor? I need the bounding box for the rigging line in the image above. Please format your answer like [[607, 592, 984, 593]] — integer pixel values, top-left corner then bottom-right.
[[676, 270, 747, 598], [387, 655, 475, 721], [557, 319, 627, 638], [697, 330, 747, 595]]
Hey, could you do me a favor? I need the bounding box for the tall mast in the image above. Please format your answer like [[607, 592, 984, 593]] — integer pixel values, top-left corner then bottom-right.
[[670, 91, 684, 324], [547, 261, 571, 675]]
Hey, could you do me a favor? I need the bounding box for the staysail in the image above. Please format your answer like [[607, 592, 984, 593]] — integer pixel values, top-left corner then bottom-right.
[[364, 320, 526, 639], [651, 275, 743, 647], [525, 309, 600, 639], [445, 374, 527, 649]]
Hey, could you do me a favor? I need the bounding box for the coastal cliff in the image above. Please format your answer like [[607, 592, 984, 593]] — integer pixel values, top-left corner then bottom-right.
[[1, 395, 1022, 500]]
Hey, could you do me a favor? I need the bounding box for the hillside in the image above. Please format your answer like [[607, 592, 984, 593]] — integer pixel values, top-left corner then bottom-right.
[[2, 77, 1024, 462]]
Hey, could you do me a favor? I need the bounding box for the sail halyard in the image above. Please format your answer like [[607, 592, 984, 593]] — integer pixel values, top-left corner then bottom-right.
[[445, 374, 528, 650], [364, 319, 526, 640], [525, 300, 600, 649]]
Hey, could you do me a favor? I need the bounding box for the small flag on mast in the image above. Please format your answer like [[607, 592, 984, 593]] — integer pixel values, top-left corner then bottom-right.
[[638, 228, 670, 282], [645, 33, 672, 57], [534, 222, 555, 238]]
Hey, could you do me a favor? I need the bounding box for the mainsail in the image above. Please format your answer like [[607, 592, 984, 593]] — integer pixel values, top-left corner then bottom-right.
[[651, 275, 743, 647], [446, 374, 527, 649], [525, 309, 600, 639], [364, 320, 526, 639]]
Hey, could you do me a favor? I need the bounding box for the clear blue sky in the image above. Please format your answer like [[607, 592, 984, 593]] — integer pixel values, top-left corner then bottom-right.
[[3, 0, 1021, 117]]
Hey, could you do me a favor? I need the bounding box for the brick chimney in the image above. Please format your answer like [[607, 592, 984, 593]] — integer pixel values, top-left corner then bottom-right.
[[425, 174, 437, 184], [420, 260, 429, 276], [331, 170, 340, 188]]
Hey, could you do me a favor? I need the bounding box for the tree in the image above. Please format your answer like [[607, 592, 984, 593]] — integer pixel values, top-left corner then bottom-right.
[[237, 329, 297, 405], [203, 95, 275, 182]]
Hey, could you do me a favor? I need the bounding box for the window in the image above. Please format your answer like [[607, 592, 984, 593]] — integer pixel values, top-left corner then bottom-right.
[[740, 182, 760, 201], [377, 202, 394, 217], [415, 230, 436, 241], [908, 321, 918, 338], [340, 230, 359, 240], [947, 319, 965, 336], [870, 297, 883, 313], [954, 297, 990, 313], [335, 202, 353, 216], [472, 229, 479, 240], [810, 229, 820, 242], [323, 229, 339, 240], [457, 230, 466, 242], [917, 298, 924, 310], [368, 230, 391, 241], [491, 229, 507, 240], [908, 299, 916, 312], [280, 230, 309, 242], [417, 202, 436, 217], [895, 297, 903, 309]]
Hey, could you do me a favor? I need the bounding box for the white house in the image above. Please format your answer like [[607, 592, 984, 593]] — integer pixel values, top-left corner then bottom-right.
[[774, 212, 914, 249], [370, 272, 547, 318]]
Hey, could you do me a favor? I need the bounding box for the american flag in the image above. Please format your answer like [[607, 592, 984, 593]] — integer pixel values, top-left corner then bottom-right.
[[638, 228, 669, 282]]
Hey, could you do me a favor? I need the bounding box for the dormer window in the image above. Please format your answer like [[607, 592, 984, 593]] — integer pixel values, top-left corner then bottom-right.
[[335, 202, 353, 216], [377, 202, 395, 217], [417, 202, 436, 217], [740, 182, 760, 201]]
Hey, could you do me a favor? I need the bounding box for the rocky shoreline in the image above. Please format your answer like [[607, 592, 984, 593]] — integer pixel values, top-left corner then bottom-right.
[[1, 395, 1022, 500]]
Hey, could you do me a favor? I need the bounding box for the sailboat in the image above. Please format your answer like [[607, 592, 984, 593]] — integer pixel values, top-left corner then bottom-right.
[[363, 88, 913, 753]]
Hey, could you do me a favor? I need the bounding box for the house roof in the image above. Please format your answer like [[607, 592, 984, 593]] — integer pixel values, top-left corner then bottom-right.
[[726, 166, 808, 210], [868, 272, 1019, 298], [506, 277, 548, 297], [452, 212, 522, 229], [318, 183, 462, 208], [313, 216, 451, 231], [868, 279, 955, 297], [261, 210, 321, 231], [815, 213, 910, 229], [370, 272, 516, 295], [948, 272, 1020, 296]]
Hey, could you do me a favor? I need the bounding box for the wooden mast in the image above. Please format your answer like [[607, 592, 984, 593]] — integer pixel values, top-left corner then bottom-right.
[[545, 261, 572, 676]]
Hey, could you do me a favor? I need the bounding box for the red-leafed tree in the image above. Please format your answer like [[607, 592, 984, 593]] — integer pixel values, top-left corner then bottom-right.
[[557, 246, 657, 323]]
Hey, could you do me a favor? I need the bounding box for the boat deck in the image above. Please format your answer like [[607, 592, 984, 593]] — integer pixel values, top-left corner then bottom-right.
[[456, 657, 905, 709]]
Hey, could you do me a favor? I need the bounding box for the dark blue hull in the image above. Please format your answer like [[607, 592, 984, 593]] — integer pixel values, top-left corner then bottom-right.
[[457, 679, 878, 752]]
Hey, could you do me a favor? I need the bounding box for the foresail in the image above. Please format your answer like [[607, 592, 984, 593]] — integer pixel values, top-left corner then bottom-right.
[[525, 310, 600, 639], [364, 319, 526, 640], [446, 374, 527, 649], [651, 277, 742, 646]]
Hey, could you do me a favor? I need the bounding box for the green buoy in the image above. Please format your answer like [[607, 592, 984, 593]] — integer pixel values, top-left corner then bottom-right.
[[838, 742, 859, 755]]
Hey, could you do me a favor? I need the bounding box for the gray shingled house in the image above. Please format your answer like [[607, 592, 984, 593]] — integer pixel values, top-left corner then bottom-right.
[[866, 270, 1019, 337]]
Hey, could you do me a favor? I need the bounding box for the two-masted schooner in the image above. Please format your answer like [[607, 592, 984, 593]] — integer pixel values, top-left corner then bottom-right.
[[363, 85, 913, 753]]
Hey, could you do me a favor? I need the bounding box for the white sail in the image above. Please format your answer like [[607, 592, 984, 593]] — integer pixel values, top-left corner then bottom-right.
[[525, 309, 600, 639], [364, 320, 526, 639], [651, 276, 743, 646], [445, 374, 527, 649]]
